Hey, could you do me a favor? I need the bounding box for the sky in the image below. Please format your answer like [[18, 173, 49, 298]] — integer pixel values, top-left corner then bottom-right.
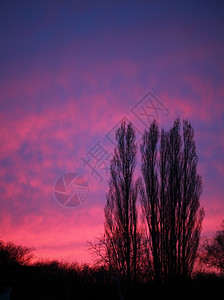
[[0, 0, 224, 264]]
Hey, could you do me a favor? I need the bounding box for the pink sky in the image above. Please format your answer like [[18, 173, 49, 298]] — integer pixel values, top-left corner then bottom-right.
[[0, 1, 224, 264]]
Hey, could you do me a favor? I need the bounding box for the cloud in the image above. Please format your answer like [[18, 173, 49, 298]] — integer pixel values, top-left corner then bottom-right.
[[0, 0, 224, 263]]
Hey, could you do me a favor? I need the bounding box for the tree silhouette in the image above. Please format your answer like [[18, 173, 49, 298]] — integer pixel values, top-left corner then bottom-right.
[[89, 122, 141, 299], [200, 220, 224, 274], [139, 119, 204, 282], [0, 240, 33, 266], [104, 121, 141, 298]]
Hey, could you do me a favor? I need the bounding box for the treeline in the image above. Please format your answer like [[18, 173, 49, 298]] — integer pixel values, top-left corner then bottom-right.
[[0, 236, 223, 300]]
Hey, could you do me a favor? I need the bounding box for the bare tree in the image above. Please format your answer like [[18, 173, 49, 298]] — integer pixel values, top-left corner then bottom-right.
[[105, 122, 140, 287], [139, 119, 204, 282], [200, 220, 224, 274], [89, 122, 141, 299], [0, 240, 34, 266]]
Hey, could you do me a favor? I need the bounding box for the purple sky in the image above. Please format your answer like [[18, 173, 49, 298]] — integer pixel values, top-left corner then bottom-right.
[[0, 0, 224, 264]]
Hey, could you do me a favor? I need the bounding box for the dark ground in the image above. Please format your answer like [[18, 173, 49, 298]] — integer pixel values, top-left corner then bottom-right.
[[0, 265, 223, 300]]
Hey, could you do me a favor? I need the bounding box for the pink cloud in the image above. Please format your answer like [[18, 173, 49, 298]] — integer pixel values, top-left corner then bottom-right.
[[0, 203, 104, 263], [1, 22, 224, 265]]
